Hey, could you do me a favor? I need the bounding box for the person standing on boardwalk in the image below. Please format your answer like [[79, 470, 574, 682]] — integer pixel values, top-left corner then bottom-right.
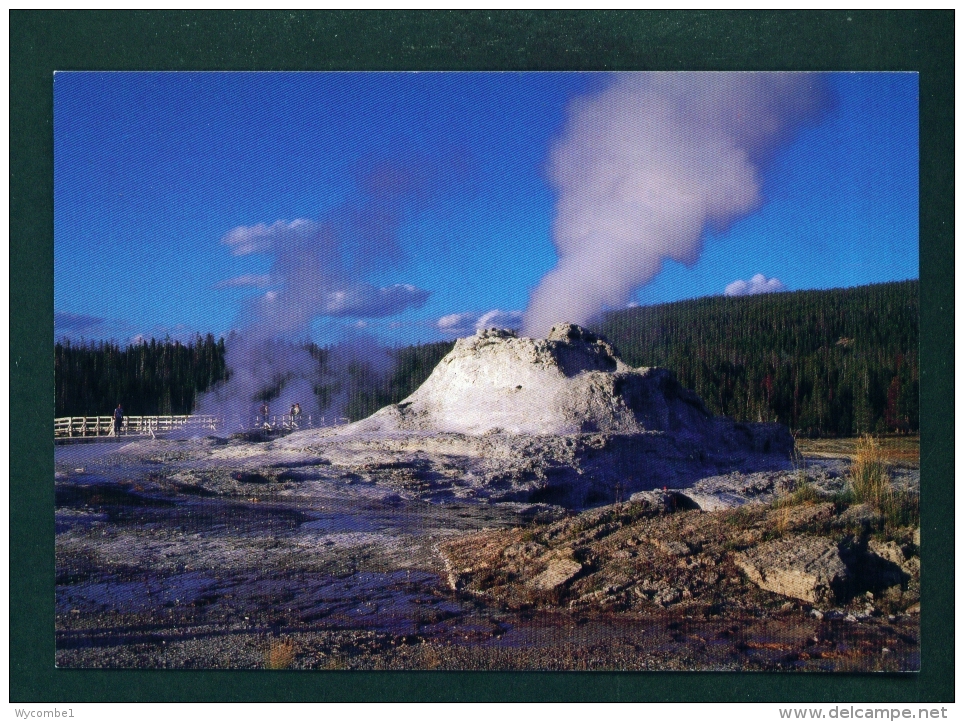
[[113, 404, 124, 436]]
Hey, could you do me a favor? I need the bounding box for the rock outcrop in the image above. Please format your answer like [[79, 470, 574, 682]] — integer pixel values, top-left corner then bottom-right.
[[527, 553, 583, 592], [438, 492, 920, 621], [734, 536, 850, 604]]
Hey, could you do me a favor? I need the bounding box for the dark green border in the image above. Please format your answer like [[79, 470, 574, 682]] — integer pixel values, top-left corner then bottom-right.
[[11, 10, 953, 702]]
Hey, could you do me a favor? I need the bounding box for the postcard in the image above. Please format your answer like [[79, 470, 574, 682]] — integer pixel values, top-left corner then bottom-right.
[[54, 71, 919, 671]]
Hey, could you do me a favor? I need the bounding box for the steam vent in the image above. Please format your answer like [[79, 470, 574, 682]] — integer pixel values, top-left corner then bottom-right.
[[295, 324, 795, 508]]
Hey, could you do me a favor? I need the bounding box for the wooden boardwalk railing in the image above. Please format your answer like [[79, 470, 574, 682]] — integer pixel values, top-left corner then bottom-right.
[[54, 413, 334, 441], [243, 414, 318, 432], [55, 414, 222, 441]]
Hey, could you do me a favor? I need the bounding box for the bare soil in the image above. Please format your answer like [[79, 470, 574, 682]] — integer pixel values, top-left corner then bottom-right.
[[796, 436, 920, 466]]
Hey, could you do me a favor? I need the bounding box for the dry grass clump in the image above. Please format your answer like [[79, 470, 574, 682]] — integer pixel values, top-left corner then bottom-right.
[[850, 435, 890, 507], [780, 435, 821, 506], [789, 479, 820, 505], [880, 488, 920, 530], [266, 638, 297, 669], [772, 479, 820, 535], [772, 440, 821, 535], [417, 643, 443, 669], [848, 435, 919, 529]]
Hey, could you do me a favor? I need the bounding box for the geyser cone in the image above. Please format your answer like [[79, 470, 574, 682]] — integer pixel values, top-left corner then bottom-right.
[[279, 324, 794, 508], [340, 324, 773, 445]]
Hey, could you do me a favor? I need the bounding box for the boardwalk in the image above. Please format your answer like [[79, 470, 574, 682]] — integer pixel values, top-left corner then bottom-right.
[[54, 413, 329, 442], [55, 414, 222, 441]]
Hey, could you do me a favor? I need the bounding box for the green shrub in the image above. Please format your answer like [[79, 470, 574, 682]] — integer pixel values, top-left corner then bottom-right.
[[788, 479, 820, 506]]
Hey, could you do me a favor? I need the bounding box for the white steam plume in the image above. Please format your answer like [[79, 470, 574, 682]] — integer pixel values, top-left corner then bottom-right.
[[197, 158, 448, 429], [197, 335, 324, 428], [523, 72, 831, 337], [220, 219, 429, 338]]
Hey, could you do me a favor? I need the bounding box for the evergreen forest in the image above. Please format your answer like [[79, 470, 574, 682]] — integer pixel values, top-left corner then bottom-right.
[[55, 280, 918, 437], [55, 334, 228, 417], [596, 280, 918, 436], [336, 342, 456, 422]]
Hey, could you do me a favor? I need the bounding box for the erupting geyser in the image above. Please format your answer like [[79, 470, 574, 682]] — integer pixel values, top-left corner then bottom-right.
[[523, 72, 830, 337]]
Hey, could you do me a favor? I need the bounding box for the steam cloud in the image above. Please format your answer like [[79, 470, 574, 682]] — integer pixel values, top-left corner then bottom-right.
[[522, 72, 831, 337], [198, 159, 443, 428], [220, 219, 429, 337]]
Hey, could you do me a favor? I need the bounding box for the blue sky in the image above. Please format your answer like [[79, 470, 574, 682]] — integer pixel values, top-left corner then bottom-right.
[[54, 71, 918, 347]]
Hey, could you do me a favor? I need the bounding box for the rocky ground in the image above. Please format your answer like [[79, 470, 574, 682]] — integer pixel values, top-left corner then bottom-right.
[[54, 433, 919, 671], [437, 490, 919, 672]]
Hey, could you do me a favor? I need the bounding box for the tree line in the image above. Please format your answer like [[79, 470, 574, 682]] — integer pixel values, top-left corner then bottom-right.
[[594, 280, 919, 437], [54, 332, 454, 422], [337, 341, 455, 422], [55, 334, 228, 417], [55, 280, 918, 437]]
